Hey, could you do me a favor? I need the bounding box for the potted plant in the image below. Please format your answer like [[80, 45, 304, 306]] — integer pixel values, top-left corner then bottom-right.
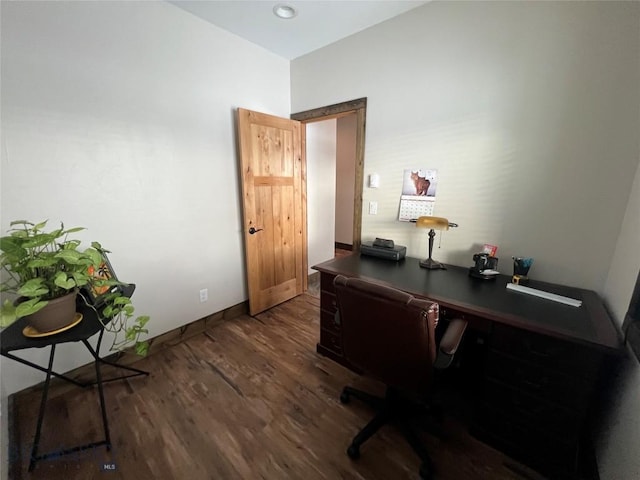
[[0, 220, 150, 355]]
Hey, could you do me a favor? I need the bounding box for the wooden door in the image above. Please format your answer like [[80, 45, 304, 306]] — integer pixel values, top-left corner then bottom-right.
[[237, 108, 307, 315]]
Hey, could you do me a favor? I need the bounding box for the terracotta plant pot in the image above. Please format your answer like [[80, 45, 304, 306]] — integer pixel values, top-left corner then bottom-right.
[[26, 290, 78, 333]]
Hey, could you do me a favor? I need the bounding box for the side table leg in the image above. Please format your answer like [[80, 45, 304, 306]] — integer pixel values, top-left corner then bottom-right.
[[28, 345, 56, 472], [84, 339, 111, 451]]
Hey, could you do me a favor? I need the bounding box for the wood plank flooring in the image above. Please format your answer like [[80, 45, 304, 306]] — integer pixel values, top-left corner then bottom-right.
[[8, 292, 541, 480]]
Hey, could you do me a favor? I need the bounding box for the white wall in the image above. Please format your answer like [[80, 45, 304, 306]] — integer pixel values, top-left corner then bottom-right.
[[603, 163, 640, 331], [306, 119, 337, 273], [292, 1, 640, 292], [598, 160, 640, 479], [335, 114, 357, 245], [0, 0, 289, 396]]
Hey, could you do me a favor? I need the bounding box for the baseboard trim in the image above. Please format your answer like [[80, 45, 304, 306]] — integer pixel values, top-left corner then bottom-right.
[[335, 242, 353, 251], [8, 300, 249, 401]]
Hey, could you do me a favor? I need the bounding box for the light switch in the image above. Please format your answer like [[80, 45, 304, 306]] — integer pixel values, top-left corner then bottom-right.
[[369, 201, 378, 215], [369, 173, 380, 188]]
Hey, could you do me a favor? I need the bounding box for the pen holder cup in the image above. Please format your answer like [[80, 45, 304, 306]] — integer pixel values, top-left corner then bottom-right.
[[512, 257, 533, 284]]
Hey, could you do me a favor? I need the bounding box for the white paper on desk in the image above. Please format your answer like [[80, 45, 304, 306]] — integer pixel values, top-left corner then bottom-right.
[[506, 283, 582, 307]]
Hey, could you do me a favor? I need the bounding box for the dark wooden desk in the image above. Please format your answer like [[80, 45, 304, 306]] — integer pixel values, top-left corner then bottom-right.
[[313, 254, 623, 479]]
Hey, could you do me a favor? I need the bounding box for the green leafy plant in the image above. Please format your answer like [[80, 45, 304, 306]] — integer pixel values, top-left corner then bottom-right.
[[81, 288, 150, 356], [0, 220, 150, 355]]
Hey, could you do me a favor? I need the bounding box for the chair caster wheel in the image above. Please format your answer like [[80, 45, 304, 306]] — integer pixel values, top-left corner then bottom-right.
[[419, 462, 433, 479], [340, 391, 350, 404], [346, 444, 360, 460]]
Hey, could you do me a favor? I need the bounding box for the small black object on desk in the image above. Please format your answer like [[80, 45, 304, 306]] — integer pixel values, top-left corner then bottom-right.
[[0, 284, 149, 472], [468, 253, 499, 280], [468, 267, 497, 280], [361, 238, 406, 261]]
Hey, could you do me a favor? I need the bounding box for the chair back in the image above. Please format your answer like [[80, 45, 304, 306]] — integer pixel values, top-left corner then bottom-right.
[[333, 275, 439, 393]]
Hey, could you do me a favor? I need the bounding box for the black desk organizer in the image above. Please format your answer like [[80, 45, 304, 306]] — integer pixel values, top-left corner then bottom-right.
[[0, 284, 149, 472]]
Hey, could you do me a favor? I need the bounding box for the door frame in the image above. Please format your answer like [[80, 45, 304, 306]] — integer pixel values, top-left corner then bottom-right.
[[291, 98, 366, 251]]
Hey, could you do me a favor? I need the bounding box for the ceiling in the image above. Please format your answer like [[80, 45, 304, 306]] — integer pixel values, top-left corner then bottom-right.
[[168, 1, 429, 60]]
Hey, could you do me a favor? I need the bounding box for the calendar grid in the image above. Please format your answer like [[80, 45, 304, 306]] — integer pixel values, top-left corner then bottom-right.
[[398, 196, 435, 222]]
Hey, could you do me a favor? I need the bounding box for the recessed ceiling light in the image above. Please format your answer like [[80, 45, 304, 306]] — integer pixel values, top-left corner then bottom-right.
[[273, 4, 297, 19]]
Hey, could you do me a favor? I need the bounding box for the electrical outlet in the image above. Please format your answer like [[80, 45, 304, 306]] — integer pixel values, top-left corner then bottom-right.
[[199, 288, 208, 303], [369, 201, 378, 215]]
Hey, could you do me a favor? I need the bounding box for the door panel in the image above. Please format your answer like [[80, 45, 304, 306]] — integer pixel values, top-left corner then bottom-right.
[[237, 108, 306, 315]]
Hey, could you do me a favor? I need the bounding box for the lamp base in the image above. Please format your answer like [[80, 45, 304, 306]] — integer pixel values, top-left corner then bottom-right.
[[419, 258, 446, 270]]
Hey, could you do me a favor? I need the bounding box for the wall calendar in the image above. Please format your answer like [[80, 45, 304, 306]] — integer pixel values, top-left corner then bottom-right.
[[398, 169, 437, 222]]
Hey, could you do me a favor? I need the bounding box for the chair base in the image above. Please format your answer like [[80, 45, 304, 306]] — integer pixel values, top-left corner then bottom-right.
[[340, 385, 437, 480]]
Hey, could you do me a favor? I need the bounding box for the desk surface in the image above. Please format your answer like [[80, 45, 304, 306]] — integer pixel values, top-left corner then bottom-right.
[[313, 254, 623, 353]]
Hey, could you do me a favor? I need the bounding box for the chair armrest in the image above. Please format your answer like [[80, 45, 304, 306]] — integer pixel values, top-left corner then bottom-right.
[[434, 318, 468, 369]]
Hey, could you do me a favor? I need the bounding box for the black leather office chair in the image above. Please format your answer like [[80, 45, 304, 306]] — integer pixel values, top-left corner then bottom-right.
[[333, 274, 468, 480]]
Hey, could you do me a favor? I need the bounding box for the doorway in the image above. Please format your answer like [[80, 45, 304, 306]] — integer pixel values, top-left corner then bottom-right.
[[291, 98, 366, 258]]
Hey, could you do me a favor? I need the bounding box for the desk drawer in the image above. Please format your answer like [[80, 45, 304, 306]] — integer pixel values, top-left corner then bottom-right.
[[486, 351, 594, 411], [320, 328, 342, 354], [320, 309, 341, 335], [491, 324, 601, 378], [321, 273, 337, 295], [320, 291, 338, 314], [482, 379, 581, 439]]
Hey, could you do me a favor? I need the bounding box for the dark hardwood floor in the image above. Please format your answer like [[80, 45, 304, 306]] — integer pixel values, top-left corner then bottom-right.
[[335, 247, 352, 259], [9, 292, 541, 480]]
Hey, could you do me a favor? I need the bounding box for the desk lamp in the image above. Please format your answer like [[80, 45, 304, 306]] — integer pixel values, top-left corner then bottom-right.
[[416, 216, 458, 269]]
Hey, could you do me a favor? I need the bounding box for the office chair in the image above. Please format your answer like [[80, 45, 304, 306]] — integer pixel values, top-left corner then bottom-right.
[[333, 275, 467, 480]]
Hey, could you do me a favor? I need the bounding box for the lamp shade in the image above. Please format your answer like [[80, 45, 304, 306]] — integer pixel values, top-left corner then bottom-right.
[[415, 216, 450, 231]]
